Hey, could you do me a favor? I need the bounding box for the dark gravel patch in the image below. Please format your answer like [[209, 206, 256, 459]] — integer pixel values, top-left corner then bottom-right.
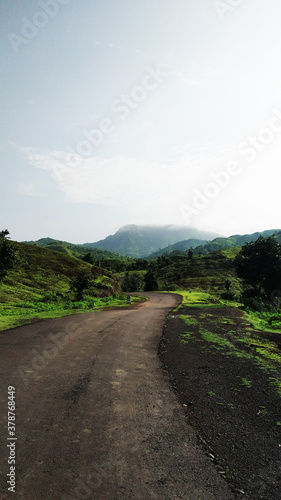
[[159, 306, 281, 499]]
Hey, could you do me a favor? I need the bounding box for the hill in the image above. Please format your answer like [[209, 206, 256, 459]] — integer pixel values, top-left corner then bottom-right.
[[0, 241, 121, 330], [153, 248, 242, 293], [85, 225, 220, 257], [192, 229, 281, 255], [1, 241, 120, 303], [23, 237, 127, 263], [148, 239, 208, 258]]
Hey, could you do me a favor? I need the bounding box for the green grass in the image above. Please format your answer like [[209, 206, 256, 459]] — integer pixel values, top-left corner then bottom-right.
[[244, 309, 281, 334], [0, 294, 145, 332], [179, 314, 198, 325], [269, 377, 281, 397], [180, 332, 194, 344], [0, 242, 144, 332], [173, 290, 281, 399], [199, 328, 234, 351], [237, 377, 252, 388], [173, 291, 222, 310]]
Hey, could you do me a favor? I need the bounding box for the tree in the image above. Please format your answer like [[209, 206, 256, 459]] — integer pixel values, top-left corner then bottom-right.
[[82, 252, 95, 265], [225, 279, 232, 292], [122, 272, 142, 292], [144, 269, 158, 291], [234, 236, 281, 301], [70, 271, 92, 300], [188, 249, 193, 260], [221, 278, 235, 301], [0, 230, 17, 282]]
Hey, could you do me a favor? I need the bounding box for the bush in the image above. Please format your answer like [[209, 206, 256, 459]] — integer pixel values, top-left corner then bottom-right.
[[70, 271, 93, 300], [243, 297, 265, 312], [221, 291, 236, 301], [41, 291, 64, 303]]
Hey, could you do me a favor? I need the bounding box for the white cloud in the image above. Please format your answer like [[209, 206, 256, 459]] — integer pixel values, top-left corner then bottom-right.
[[22, 145, 235, 206], [20, 139, 281, 235], [172, 70, 202, 86], [15, 182, 38, 196]]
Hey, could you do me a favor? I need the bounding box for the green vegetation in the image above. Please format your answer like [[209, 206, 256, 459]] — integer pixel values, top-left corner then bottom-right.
[[193, 230, 281, 256], [199, 328, 234, 351], [144, 269, 158, 292], [84, 224, 216, 258], [238, 377, 252, 388], [179, 314, 198, 325], [149, 238, 207, 258], [0, 293, 138, 331], [172, 282, 281, 399], [23, 237, 134, 272], [0, 231, 17, 282], [269, 377, 281, 397], [121, 272, 143, 292], [235, 235, 281, 304], [0, 240, 143, 331], [174, 291, 224, 310], [154, 250, 242, 295], [180, 332, 194, 344]]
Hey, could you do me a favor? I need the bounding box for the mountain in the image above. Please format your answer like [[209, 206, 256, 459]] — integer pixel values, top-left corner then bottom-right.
[[148, 239, 208, 258], [192, 230, 281, 255], [84, 225, 220, 258]]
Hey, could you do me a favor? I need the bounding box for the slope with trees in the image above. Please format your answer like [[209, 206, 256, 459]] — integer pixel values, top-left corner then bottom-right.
[[234, 235, 281, 308], [0, 230, 17, 282]]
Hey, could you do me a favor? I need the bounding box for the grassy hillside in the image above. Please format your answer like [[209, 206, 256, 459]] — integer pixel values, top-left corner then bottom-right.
[[114, 247, 242, 296], [193, 230, 281, 255], [148, 238, 207, 258], [155, 248, 242, 294], [23, 237, 129, 263], [0, 241, 125, 331]]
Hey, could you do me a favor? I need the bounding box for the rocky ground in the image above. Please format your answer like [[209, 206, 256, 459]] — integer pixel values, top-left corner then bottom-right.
[[159, 305, 281, 499]]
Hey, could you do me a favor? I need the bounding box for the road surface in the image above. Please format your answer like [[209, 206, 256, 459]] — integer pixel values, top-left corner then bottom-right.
[[0, 293, 234, 499]]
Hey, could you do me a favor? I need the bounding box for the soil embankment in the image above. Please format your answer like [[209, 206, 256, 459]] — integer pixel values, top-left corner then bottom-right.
[[159, 304, 281, 499]]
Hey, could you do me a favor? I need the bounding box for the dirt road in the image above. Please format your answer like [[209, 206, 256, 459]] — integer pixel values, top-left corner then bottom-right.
[[0, 293, 234, 499]]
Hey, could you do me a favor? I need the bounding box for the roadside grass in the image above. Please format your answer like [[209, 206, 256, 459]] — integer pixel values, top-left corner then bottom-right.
[[199, 328, 234, 351], [180, 332, 195, 344], [0, 294, 144, 332], [172, 291, 222, 310], [179, 314, 198, 326], [171, 289, 281, 398], [237, 377, 252, 388], [244, 309, 281, 334]]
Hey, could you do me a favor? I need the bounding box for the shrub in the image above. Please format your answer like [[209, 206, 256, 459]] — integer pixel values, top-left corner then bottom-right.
[[221, 291, 236, 301]]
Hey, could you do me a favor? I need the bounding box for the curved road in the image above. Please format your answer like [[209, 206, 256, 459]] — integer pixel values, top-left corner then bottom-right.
[[0, 293, 234, 499]]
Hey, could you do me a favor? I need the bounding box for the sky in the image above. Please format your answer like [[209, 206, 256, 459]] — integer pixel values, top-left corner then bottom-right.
[[1, 0, 281, 243]]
